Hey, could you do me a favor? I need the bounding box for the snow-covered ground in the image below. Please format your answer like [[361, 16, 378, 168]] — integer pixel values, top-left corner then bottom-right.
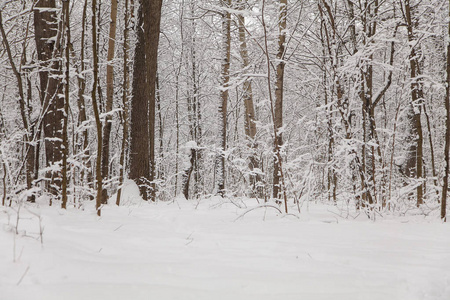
[[1, 185, 449, 300]]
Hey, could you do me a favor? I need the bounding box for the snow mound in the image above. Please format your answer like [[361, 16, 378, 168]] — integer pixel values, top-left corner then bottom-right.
[[108, 179, 144, 206]]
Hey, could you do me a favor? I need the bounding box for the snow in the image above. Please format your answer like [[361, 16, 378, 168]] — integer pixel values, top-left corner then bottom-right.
[[1, 195, 449, 300]]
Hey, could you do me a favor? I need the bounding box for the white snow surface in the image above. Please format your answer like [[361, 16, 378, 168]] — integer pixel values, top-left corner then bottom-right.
[[1, 192, 449, 300]]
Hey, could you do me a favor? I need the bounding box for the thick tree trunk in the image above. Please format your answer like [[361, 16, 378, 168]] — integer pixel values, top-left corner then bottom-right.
[[130, 0, 162, 201], [130, 3, 150, 199], [34, 0, 64, 196]]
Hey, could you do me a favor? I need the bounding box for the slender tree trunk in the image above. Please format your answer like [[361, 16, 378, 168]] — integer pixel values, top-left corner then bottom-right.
[[2, 162, 6, 206], [0, 12, 34, 201], [76, 0, 92, 200], [262, 0, 288, 212], [403, 0, 424, 207], [61, 0, 70, 209], [423, 103, 438, 195], [441, 0, 450, 221], [190, 2, 202, 197], [116, 0, 130, 206], [182, 146, 196, 200], [215, 0, 231, 196], [156, 73, 164, 180], [174, 0, 184, 197], [319, 0, 373, 207], [237, 0, 261, 197], [92, 0, 103, 216], [22, 18, 36, 203], [101, 0, 118, 204], [273, 0, 287, 199], [320, 12, 337, 203]]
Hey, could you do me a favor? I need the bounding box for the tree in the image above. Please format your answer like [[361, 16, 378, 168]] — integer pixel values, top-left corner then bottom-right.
[[101, 0, 119, 204], [34, 0, 64, 196], [402, 0, 424, 207], [61, 0, 70, 209], [92, 0, 103, 215], [116, 0, 131, 206], [215, 0, 231, 196], [442, 0, 450, 222], [0, 10, 33, 202], [272, 0, 287, 200], [129, 0, 163, 201], [237, 0, 261, 197]]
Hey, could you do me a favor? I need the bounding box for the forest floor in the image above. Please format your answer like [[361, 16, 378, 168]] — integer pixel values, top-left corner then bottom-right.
[[1, 182, 450, 300]]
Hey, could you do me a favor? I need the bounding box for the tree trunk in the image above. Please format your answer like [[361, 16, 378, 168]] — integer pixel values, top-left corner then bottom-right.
[[116, 0, 130, 206], [156, 73, 164, 180], [0, 12, 34, 202], [182, 146, 196, 200], [441, 0, 450, 221], [237, 0, 261, 197], [273, 0, 287, 200], [130, 2, 150, 200], [261, 0, 288, 212], [92, 0, 103, 216], [319, 0, 373, 207], [101, 0, 118, 204], [215, 0, 231, 196], [130, 0, 162, 201], [34, 0, 64, 196], [61, 0, 70, 209], [403, 0, 424, 207], [76, 0, 93, 201]]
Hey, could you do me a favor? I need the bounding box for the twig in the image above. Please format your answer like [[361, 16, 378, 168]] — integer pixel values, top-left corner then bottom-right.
[[235, 204, 282, 221], [16, 266, 30, 286], [113, 224, 123, 231]]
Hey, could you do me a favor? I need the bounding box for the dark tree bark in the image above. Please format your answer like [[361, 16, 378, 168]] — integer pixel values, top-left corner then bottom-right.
[[34, 0, 64, 195], [129, 0, 162, 201], [129, 2, 149, 199], [403, 0, 424, 207], [101, 0, 118, 204], [145, 0, 163, 202], [92, 0, 103, 216], [61, 0, 70, 209]]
